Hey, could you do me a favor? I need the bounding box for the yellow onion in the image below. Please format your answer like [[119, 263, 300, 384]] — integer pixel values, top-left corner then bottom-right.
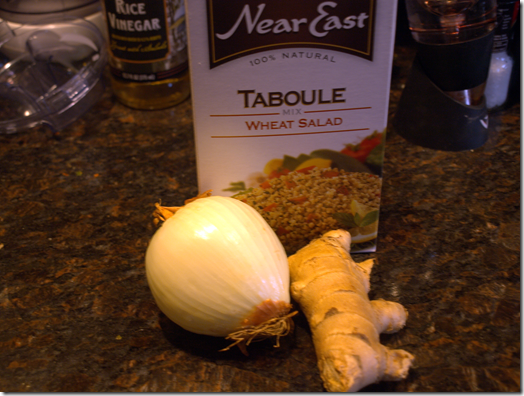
[[145, 192, 295, 352]]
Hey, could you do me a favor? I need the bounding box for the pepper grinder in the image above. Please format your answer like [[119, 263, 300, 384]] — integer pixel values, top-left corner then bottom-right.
[[394, 0, 497, 151]]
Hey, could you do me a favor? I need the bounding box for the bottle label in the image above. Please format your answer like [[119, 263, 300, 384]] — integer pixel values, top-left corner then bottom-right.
[[104, 0, 171, 63], [492, 0, 519, 52], [207, 0, 376, 68], [109, 61, 188, 82]]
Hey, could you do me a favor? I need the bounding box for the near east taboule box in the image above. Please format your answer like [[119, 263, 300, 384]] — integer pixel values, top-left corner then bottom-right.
[[184, 0, 398, 253]]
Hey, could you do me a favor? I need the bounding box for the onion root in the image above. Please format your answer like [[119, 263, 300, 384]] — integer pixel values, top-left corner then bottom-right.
[[221, 310, 298, 356]]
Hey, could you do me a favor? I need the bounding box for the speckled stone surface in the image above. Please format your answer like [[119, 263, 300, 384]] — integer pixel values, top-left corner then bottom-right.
[[0, 45, 520, 392]]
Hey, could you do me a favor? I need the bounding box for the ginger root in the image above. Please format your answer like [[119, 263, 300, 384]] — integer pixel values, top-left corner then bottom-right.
[[288, 230, 414, 392]]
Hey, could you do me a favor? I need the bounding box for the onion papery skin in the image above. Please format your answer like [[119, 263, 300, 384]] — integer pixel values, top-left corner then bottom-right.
[[145, 196, 291, 337]]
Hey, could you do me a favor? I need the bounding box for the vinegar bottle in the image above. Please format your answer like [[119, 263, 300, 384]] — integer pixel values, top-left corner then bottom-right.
[[102, 0, 190, 110]]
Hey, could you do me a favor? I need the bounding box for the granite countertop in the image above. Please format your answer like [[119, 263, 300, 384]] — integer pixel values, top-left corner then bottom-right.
[[0, 45, 520, 392]]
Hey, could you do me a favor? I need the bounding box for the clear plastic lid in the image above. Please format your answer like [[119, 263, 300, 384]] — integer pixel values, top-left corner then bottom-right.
[[0, 16, 107, 133], [0, 0, 98, 14]]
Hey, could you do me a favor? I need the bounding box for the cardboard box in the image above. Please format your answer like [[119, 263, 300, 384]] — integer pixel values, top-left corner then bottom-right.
[[185, 0, 397, 253]]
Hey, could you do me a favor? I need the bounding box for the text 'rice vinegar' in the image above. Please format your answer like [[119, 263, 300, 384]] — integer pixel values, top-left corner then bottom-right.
[[102, 0, 190, 110]]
